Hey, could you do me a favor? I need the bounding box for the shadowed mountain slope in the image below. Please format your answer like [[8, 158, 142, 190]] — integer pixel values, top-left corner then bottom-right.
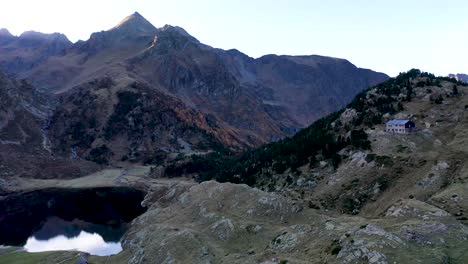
[[171, 70, 468, 222], [0, 12, 388, 165], [0, 71, 98, 179]]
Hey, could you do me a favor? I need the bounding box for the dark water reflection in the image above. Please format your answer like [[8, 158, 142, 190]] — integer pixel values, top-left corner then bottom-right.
[[24, 217, 124, 256], [0, 187, 146, 256]]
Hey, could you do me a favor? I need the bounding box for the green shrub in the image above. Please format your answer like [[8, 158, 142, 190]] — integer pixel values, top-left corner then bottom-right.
[[328, 240, 342, 255], [87, 144, 112, 164], [434, 94, 443, 104], [342, 197, 360, 214], [374, 155, 394, 166], [397, 102, 404, 111], [350, 129, 371, 150], [104, 91, 142, 140], [453, 85, 459, 95]]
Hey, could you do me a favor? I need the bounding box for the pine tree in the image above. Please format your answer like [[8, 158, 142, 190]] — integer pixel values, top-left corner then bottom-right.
[[397, 102, 404, 111], [453, 85, 459, 96]]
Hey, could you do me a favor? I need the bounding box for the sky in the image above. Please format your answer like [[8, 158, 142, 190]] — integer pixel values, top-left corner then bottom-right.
[[0, 0, 467, 76]]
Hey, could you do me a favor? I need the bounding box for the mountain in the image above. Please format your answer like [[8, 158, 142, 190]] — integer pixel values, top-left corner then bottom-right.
[[152, 69, 468, 262], [174, 69, 468, 220], [448, 73, 468, 83], [110, 11, 158, 35], [0, 28, 14, 43], [0, 71, 98, 179], [0, 30, 71, 73], [243, 54, 388, 125], [0, 71, 46, 148], [48, 77, 246, 164], [2, 69, 468, 263], [0, 13, 388, 166], [1, 12, 467, 264]]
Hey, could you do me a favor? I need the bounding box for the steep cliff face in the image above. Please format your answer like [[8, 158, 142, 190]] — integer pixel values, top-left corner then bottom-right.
[[235, 54, 389, 126], [129, 25, 300, 144]]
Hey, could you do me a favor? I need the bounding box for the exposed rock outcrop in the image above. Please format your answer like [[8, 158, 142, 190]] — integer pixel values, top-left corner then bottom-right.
[[121, 180, 468, 264]]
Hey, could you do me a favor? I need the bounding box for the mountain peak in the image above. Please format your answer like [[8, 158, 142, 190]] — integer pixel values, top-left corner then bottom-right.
[[111, 12, 157, 35], [20, 31, 47, 38], [0, 28, 13, 38], [448, 73, 468, 83], [18, 31, 71, 44]]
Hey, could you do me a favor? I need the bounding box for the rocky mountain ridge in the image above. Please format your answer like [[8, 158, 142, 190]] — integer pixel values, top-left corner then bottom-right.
[[0, 29, 71, 73], [1, 70, 468, 261], [449, 73, 468, 83], [0, 12, 388, 167], [0, 11, 467, 264]]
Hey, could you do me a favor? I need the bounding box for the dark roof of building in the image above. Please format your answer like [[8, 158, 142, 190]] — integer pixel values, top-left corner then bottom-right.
[[386, 120, 411, 125]]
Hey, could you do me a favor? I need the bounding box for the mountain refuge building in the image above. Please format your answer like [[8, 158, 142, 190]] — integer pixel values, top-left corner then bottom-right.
[[386, 120, 416, 134]]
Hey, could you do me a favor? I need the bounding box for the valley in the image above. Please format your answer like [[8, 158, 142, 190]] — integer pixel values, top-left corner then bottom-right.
[[0, 11, 467, 264]]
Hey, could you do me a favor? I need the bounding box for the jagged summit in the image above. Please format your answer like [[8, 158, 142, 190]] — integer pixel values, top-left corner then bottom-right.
[[0, 29, 71, 42], [111, 11, 157, 35], [81, 12, 157, 52], [0, 13, 388, 160]]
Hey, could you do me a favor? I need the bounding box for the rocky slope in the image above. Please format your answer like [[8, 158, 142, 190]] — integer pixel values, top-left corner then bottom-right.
[[1, 69, 467, 263], [1, 171, 467, 263], [225, 53, 389, 125], [0, 71, 47, 145], [122, 180, 468, 264], [48, 77, 246, 164], [170, 70, 468, 221], [117, 69, 468, 263], [0, 71, 98, 181], [0, 12, 388, 165], [1, 11, 467, 264]]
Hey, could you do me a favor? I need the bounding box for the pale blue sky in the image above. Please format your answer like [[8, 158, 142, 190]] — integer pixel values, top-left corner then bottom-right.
[[0, 0, 467, 76]]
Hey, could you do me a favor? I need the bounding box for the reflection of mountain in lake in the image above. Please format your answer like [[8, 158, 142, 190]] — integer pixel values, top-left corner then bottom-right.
[[25, 230, 122, 256], [33, 217, 126, 242], [0, 187, 146, 247]]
